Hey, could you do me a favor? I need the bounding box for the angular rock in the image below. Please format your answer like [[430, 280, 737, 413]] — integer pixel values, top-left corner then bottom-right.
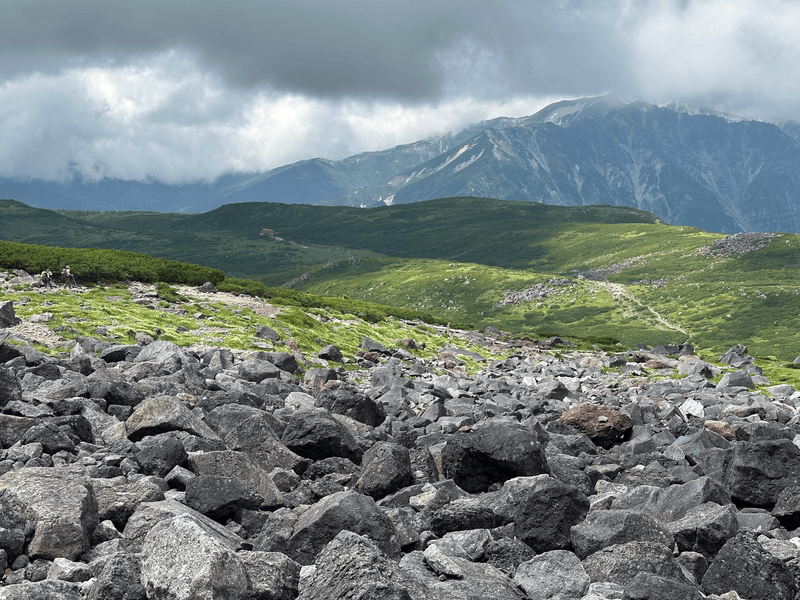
[[399, 549, 528, 600], [0, 580, 83, 599], [126, 395, 221, 442], [141, 512, 251, 600], [0, 366, 22, 408], [430, 498, 498, 537], [424, 543, 464, 578], [85, 551, 145, 600], [298, 531, 426, 600], [484, 537, 536, 577], [93, 478, 166, 531], [255, 325, 280, 341], [514, 550, 591, 600], [0, 301, 19, 328], [134, 432, 189, 478], [315, 385, 386, 427], [257, 490, 400, 566], [317, 344, 342, 362], [724, 438, 800, 506], [611, 476, 731, 523], [570, 509, 675, 560], [772, 485, 800, 530], [281, 411, 363, 464], [19, 421, 75, 454], [122, 497, 247, 552], [667, 502, 739, 559], [0, 467, 98, 560], [717, 370, 755, 390], [582, 541, 692, 587], [514, 475, 589, 553], [441, 423, 549, 493], [185, 475, 264, 521], [702, 531, 795, 600], [187, 450, 282, 509], [238, 358, 280, 383], [354, 441, 412, 500], [239, 550, 301, 600], [258, 351, 298, 373]]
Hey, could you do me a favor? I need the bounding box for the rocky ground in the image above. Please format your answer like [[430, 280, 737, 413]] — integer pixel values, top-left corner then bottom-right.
[[0, 288, 800, 599]]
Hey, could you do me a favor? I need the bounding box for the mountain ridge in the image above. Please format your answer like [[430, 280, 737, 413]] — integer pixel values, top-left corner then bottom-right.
[[3, 96, 800, 233]]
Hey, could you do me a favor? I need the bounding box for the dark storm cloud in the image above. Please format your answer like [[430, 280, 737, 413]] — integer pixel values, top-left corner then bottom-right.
[[0, 0, 637, 101], [1, 0, 800, 184]]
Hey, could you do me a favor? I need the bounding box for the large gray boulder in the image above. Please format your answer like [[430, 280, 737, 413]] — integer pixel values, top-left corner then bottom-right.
[[0, 467, 98, 560], [84, 552, 145, 600], [570, 510, 674, 560], [315, 385, 386, 427], [185, 475, 264, 521], [0, 301, 19, 328], [239, 551, 301, 600], [622, 572, 702, 600], [126, 395, 221, 442], [187, 450, 282, 509], [354, 441, 412, 500], [611, 476, 730, 523], [93, 477, 166, 531], [514, 550, 590, 600], [441, 423, 549, 493], [298, 531, 426, 600], [399, 549, 529, 600], [281, 411, 363, 464], [666, 502, 739, 559], [702, 531, 795, 600], [238, 358, 280, 383], [514, 475, 589, 553], [141, 512, 251, 600], [724, 438, 800, 506], [134, 432, 189, 477], [0, 366, 22, 409], [0, 580, 83, 599], [581, 541, 692, 587], [122, 498, 247, 552], [133, 340, 192, 372], [256, 490, 400, 566]]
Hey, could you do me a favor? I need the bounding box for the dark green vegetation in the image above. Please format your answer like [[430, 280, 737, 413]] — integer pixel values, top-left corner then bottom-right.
[[2, 196, 800, 383], [0, 239, 224, 285]]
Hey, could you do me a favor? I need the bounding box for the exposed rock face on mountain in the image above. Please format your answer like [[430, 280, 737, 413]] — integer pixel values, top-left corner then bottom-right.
[[2, 314, 800, 598], [7, 96, 800, 233], [333, 97, 800, 234]]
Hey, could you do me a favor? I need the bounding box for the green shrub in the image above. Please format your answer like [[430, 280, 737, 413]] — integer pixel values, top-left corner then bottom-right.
[[0, 240, 224, 285]]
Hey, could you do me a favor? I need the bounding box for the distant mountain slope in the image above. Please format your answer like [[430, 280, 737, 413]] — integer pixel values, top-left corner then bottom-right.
[[329, 100, 800, 233], [4, 96, 800, 232]]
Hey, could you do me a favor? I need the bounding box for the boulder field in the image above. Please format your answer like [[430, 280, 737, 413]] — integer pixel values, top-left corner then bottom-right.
[[0, 315, 799, 599]]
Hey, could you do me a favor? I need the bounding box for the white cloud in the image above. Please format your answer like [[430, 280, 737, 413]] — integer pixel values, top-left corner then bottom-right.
[[0, 51, 558, 183], [630, 0, 800, 119], [3, 1, 800, 186]]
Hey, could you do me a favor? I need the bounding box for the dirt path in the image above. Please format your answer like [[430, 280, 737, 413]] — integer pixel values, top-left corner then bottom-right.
[[594, 281, 688, 335]]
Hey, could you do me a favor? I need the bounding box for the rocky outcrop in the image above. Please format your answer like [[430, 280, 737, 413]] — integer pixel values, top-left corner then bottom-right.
[[0, 328, 798, 600]]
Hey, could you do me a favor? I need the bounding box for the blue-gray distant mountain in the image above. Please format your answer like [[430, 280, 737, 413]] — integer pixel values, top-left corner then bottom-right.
[[3, 96, 800, 233]]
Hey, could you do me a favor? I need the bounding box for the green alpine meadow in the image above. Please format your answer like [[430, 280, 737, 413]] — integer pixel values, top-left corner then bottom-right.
[[2, 195, 800, 384]]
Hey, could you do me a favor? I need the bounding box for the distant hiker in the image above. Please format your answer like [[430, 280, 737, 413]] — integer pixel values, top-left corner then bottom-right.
[[62, 265, 72, 288], [40, 270, 50, 289]]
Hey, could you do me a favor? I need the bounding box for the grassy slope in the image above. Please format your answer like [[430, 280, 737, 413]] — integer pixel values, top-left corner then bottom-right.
[[4, 197, 800, 379], [0, 283, 501, 376]]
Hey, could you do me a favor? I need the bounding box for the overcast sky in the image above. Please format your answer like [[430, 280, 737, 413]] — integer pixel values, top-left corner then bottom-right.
[[2, 0, 799, 184]]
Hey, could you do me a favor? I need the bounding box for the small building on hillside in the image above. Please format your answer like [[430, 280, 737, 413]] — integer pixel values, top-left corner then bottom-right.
[[260, 229, 276, 237]]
